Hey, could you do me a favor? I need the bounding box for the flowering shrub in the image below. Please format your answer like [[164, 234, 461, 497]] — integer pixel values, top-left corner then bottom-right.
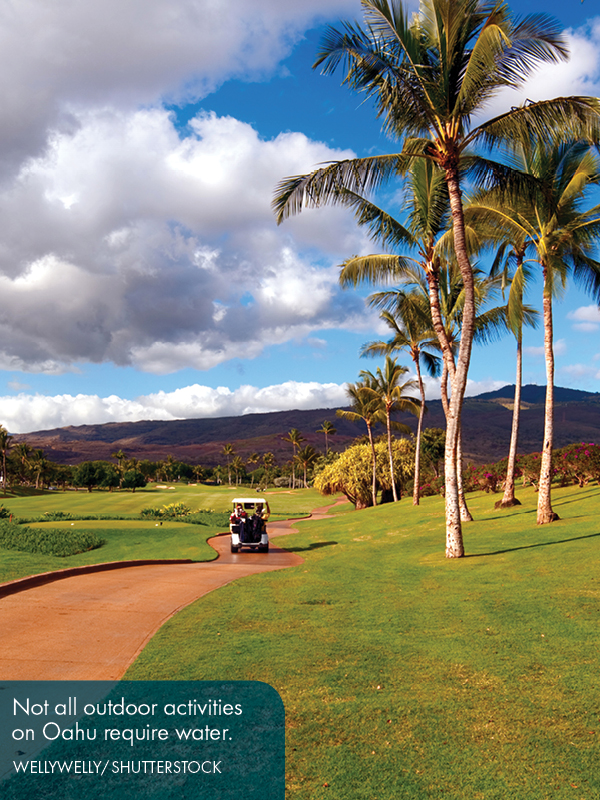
[[554, 442, 600, 487]]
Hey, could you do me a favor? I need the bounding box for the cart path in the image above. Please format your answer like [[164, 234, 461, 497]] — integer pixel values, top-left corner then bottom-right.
[[0, 499, 347, 681]]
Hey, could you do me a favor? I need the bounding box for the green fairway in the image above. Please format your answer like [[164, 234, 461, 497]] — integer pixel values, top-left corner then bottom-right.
[[1, 483, 327, 518], [0, 485, 331, 583], [125, 483, 600, 799]]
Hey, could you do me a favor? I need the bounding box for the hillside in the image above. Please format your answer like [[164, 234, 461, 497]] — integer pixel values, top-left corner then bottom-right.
[[11, 384, 600, 466]]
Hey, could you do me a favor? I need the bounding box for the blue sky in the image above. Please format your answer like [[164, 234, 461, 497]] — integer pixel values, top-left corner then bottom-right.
[[0, 0, 599, 433]]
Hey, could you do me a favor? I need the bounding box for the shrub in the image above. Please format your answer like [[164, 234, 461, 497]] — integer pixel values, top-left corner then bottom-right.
[[554, 442, 600, 487], [42, 511, 74, 520], [314, 439, 414, 508], [0, 520, 105, 557]]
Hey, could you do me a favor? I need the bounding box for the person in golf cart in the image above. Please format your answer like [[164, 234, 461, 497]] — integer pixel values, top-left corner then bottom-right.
[[230, 498, 270, 552]]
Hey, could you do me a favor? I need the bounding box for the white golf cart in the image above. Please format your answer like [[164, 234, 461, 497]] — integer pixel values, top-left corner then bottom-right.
[[229, 497, 270, 553]]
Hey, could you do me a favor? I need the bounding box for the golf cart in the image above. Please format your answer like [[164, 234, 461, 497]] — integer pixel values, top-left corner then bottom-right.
[[229, 498, 270, 553]]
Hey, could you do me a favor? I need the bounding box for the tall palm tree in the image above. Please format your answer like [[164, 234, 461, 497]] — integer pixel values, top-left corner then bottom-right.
[[247, 452, 260, 487], [467, 139, 600, 523], [488, 248, 538, 508], [282, 429, 305, 488], [360, 357, 419, 501], [232, 455, 245, 486], [317, 420, 337, 453], [14, 442, 32, 485], [222, 443, 235, 486], [30, 449, 49, 490], [295, 445, 319, 488], [262, 452, 276, 489], [361, 289, 441, 504], [274, 0, 598, 557], [367, 261, 506, 520], [336, 379, 383, 507]]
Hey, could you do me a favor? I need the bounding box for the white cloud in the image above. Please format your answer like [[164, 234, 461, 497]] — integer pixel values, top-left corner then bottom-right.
[[560, 363, 600, 382], [0, 108, 373, 374], [0, 0, 358, 171], [524, 339, 567, 359], [477, 19, 600, 122], [0, 380, 351, 433], [567, 304, 600, 332]]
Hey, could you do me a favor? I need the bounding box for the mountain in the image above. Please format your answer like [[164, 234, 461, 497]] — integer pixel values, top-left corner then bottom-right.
[[11, 385, 600, 467]]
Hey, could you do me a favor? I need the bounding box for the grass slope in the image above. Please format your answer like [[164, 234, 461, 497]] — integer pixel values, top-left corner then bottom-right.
[[126, 483, 600, 800]]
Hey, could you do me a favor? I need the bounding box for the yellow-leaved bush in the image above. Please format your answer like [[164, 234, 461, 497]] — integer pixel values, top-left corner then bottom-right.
[[314, 439, 414, 508]]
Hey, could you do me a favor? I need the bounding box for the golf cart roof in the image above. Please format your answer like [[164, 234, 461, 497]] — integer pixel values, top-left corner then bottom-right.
[[233, 498, 266, 504]]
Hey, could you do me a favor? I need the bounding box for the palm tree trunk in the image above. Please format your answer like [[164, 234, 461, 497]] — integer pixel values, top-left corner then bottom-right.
[[440, 345, 473, 523], [443, 165, 475, 558], [498, 332, 523, 508], [426, 261, 454, 366], [413, 358, 426, 506], [367, 422, 377, 507], [386, 407, 399, 502], [537, 279, 559, 523], [456, 427, 472, 521]]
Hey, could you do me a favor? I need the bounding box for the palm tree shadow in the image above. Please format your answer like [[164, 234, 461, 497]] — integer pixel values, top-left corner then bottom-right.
[[282, 541, 338, 553], [468, 530, 600, 558]]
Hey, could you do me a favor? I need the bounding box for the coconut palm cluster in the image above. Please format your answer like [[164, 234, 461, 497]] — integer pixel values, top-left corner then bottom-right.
[[274, 0, 600, 557]]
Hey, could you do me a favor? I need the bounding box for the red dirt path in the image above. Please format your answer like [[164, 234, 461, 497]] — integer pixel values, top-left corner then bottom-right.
[[0, 502, 343, 681]]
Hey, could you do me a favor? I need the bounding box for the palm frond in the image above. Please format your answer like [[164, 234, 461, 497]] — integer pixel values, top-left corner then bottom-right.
[[273, 154, 408, 223], [339, 254, 417, 288]]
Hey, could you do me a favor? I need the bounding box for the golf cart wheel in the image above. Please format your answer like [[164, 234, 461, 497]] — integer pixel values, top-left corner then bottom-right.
[[260, 544, 269, 553], [230, 543, 239, 553]]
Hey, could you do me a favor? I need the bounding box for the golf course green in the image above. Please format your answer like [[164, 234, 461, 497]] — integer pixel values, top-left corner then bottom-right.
[[2, 481, 599, 798]]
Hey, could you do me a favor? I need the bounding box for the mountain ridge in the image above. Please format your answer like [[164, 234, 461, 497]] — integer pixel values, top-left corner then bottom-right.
[[11, 384, 600, 466]]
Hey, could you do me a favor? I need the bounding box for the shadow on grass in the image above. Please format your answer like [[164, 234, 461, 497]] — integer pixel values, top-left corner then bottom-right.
[[468, 529, 600, 558], [281, 540, 338, 552]]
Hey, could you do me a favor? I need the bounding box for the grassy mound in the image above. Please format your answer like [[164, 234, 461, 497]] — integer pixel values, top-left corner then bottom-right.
[[125, 483, 600, 800], [0, 519, 104, 557]]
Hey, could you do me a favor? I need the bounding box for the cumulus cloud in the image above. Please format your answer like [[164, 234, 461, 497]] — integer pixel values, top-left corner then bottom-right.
[[0, 108, 374, 374], [0, 381, 351, 433], [479, 19, 600, 121], [567, 304, 600, 332], [524, 339, 567, 359], [0, 0, 358, 171], [1, 373, 517, 434]]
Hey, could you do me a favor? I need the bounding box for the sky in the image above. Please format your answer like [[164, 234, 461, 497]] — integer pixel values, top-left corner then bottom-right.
[[0, 0, 599, 433]]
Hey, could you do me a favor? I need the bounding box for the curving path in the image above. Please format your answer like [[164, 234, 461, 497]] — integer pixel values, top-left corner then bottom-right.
[[0, 502, 343, 681]]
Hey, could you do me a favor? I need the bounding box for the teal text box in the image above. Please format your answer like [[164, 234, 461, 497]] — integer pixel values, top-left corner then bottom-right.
[[1, 681, 284, 800]]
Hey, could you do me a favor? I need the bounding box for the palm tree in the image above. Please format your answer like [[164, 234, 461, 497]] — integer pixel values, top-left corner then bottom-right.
[[295, 445, 319, 488], [232, 455, 245, 486], [274, 0, 598, 556], [30, 449, 49, 490], [262, 452, 276, 489], [360, 357, 419, 501], [336, 378, 384, 507], [365, 261, 506, 520], [361, 289, 441, 504], [488, 248, 538, 508], [317, 420, 337, 453], [282, 429, 305, 488], [222, 443, 235, 485], [13, 442, 32, 485], [0, 426, 13, 495], [247, 452, 260, 487], [467, 139, 600, 523]]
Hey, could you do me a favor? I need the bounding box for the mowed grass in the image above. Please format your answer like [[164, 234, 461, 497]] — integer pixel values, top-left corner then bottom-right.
[[0, 485, 330, 583], [0, 520, 219, 583], [126, 483, 600, 800], [1, 484, 326, 518]]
